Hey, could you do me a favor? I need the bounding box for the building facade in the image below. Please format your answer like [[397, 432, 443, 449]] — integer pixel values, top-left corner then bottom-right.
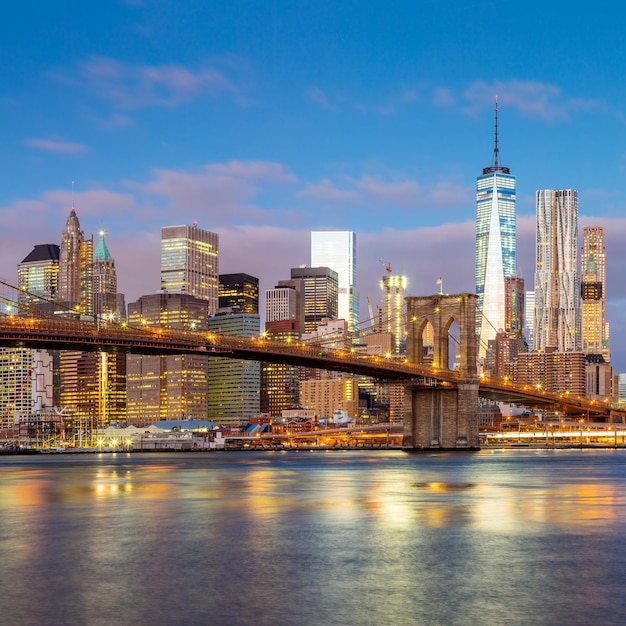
[[218, 273, 259, 314], [534, 189, 580, 352], [381, 273, 407, 354], [161, 223, 219, 313], [310, 231, 359, 336], [289, 266, 338, 334], [207, 312, 260, 425], [475, 101, 516, 358], [581, 226, 609, 362]]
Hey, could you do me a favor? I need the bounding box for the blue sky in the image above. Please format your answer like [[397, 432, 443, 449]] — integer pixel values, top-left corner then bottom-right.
[[2, 1, 626, 371]]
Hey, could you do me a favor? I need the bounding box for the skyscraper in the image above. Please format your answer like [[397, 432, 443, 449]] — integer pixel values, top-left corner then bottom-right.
[[581, 226, 609, 361], [380, 272, 407, 354], [17, 244, 60, 311], [93, 229, 119, 322], [311, 231, 359, 336], [289, 266, 338, 334], [161, 223, 219, 313], [534, 189, 580, 352], [475, 100, 516, 358], [59, 206, 93, 317]]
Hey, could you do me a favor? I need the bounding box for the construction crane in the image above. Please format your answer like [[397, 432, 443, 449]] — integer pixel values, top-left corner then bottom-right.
[[379, 259, 392, 275]]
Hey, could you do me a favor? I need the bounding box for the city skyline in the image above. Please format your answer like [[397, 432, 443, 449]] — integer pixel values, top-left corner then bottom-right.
[[2, 2, 626, 371]]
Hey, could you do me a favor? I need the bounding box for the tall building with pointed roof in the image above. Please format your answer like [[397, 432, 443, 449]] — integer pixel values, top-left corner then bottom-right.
[[475, 99, 516, 360], [93, 229, 119, 322], [58, 206, 93, 317]]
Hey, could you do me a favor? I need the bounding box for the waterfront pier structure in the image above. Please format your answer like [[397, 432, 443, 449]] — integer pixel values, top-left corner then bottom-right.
[[404, 294, 479, 450]]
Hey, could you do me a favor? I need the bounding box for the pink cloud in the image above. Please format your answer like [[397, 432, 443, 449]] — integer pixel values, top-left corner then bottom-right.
[[24, 139, 89, 154]]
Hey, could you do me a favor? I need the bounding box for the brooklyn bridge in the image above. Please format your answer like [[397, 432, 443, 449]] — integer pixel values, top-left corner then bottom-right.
[[1, 278, 623, 450]]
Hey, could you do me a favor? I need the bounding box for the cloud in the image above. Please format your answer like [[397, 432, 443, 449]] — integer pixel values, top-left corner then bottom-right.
[[23, 139, 89, 154], [66, 56, 238, 109], [132, 160, 298, 225], [376, 87, 419, 115], [305, 86, 338, 111], [299, 173, 470, 211], [463, 80, 605, 122]]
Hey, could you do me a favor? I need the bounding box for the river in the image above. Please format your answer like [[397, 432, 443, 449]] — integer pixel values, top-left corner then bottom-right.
[[1, 449, 625, 625]]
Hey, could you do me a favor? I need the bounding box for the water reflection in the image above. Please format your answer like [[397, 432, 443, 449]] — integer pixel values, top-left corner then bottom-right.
[[0, 450, 625, 625]]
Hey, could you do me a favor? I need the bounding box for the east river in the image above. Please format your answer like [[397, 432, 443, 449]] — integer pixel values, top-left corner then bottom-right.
[[1, 449, 626, 626]]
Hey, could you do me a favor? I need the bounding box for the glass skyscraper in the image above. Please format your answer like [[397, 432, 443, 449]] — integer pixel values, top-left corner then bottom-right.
[[475, 101, 516, 359], [534, 189, 580, 353], [311, 231, 359, 336], [161, 223, 219, 314]]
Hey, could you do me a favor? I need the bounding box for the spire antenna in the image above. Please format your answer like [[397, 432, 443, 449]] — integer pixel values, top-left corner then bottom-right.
[[494, 96, 499, 168], [71, 180, 75, 208]]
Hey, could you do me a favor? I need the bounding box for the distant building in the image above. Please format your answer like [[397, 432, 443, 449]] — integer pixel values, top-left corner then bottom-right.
[[534, 189, 580, 352], [299, 374, 357, 420], [161, 223, 219, 312], [514, 350, 586, 397], [92, 229, 120, 322], [381, 273, 407, 354], [311, 231, 359, 336], [126, 293, 210, 425], [59, 205, 93, 317], [17, 244, 60, 310], [581, 226, 609, 362], [289, 266, 338, 334], [524, 291, 535, 350], [219, 273, 259, 314], [475, 100, 516, 357], [207, 312, 260, 425]]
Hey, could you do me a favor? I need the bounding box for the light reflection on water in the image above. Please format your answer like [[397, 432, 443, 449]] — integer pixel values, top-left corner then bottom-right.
[[1, 449, 626, 625]]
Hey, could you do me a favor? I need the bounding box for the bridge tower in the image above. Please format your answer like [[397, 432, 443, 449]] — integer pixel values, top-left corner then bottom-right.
[[403, 293, 480, 450]]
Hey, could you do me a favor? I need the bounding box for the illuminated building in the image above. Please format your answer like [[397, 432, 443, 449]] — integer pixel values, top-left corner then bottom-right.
[[0, 349, 53, 429], [289, 266, 338, 333], [59, 206, 93, 317], [514, 350, 585, 397], [126, 293, 210, 425], [261, 319, 301, 416], [218, 273, 259, 314], [299, 374, 357, 420], [381, 273, 407, 353], [17, 244, 60, 311], [311, 231, 359, 336], [93, 229, 123, 322], [207, 312, 260, 425], [581, 227, 609, 362], [161, 223, 219, 313], [534, 189, 580, 352], [475, 100, 516, 358]]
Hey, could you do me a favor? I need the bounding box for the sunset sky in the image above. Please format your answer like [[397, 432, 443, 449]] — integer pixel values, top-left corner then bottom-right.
[[2, 1, 626, 370]]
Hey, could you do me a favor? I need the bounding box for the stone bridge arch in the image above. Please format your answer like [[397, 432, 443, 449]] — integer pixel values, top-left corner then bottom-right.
[[403, 293, 480, 450]]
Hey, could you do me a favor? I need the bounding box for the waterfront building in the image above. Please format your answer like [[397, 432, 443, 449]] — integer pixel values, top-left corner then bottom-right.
[[514, 350, 586, 397], [299, 373, 357, 421], [289, 266, 338, 334], [0, 349, 54, 429], [534, 189, 580, 352], [311, 231, 360, 337], [207, 311, 260, 425], [581, 226, 609, 362], [161, 223, 219, 313], [261, 319, 301, 417], [381, 272, 407, 354], [126, 293, 210, 425], [219, 273, 259, 314], [59, 206, 93, 317], [475, 100, 516, 358]]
